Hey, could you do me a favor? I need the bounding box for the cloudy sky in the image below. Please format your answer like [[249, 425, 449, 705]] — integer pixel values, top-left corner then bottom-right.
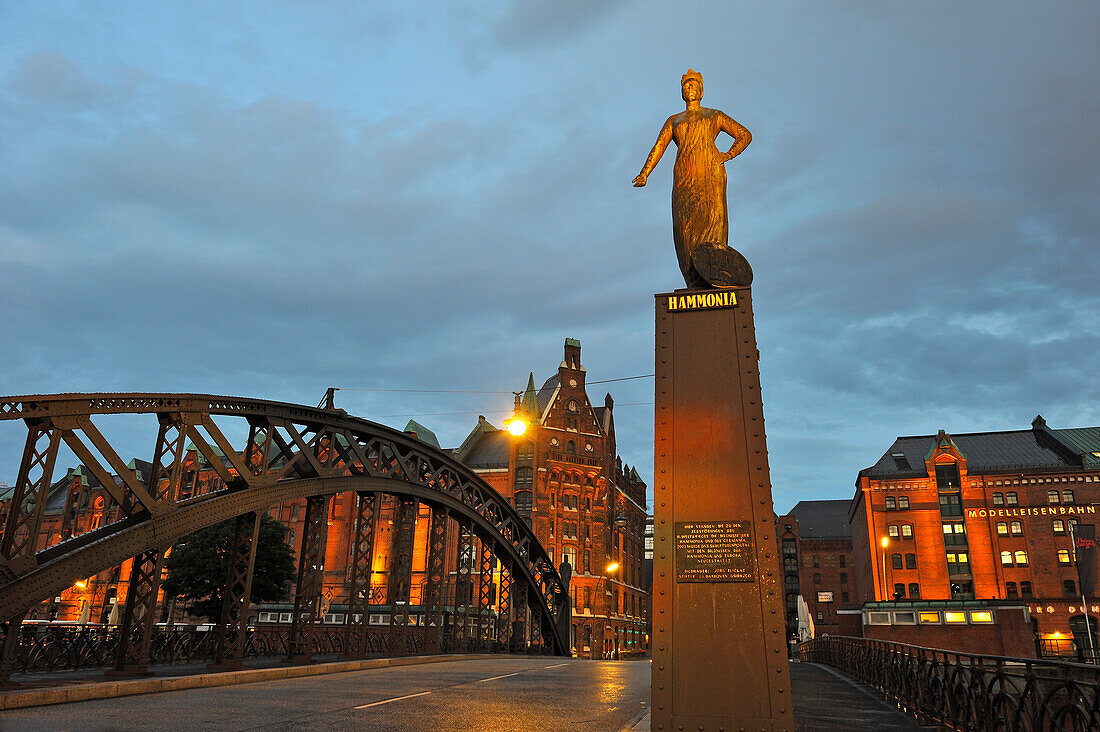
[[1, 2, 1097, 513]]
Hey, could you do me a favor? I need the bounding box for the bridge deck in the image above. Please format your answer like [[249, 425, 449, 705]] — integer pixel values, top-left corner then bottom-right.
[[2, 657, 924, 730]]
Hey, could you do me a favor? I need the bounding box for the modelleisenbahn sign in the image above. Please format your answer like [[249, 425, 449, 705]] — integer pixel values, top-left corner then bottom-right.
[[966, 504, 1097, 519]]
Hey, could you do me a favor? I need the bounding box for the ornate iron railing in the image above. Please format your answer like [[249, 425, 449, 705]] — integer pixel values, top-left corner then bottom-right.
[[801, 635, 1100, 730], [8, 623, 430, 674]]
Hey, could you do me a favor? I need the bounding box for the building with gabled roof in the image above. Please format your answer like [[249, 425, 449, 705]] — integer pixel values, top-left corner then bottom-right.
[[850, 415, 1100, 658], [453, 338, 649, 659]]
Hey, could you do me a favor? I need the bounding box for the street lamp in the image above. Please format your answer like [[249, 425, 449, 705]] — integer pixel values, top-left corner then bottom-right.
[[880, 537, 889, 601], [594, 562, 620, 660]]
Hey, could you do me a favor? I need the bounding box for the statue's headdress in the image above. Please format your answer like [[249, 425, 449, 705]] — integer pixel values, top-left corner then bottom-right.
[[681, 68, 703, 87]]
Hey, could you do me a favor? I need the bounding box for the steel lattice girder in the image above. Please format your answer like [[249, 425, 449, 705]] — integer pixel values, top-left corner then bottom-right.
[[343, 492, 379, 657], [0, 393, 570, 656], [211, 511, 261, 667]]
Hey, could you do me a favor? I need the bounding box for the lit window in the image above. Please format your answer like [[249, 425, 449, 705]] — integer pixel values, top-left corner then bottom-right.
[[992, 492, 1004, 506], [1063, 490, 1075, 504], [1048, 490, 1060, 504], [1006, 492, 1018, 506], [885, 496, 896, 510], [897, 496, 910, 509], [1053, 520, 1066, 534], [919, 611, 941, 624], [888, 525, 900, 538], [1058, 550, 1072, 564], [970, 611, 994, 623], [1010, 521, 1023, 535], [901, 524, 913, 538], [996, 522, 1008, 536], [944, 611, 967, 623], [1000, 551, 1013, 566], [1014, 550, 1028, 566]]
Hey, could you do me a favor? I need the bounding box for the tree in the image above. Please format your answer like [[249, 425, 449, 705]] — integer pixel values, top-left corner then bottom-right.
[[163, 514, 296, 622]]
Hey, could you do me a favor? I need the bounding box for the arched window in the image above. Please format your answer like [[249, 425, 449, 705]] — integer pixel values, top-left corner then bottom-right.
[[996, 522, 1008, 536], [1014, 550, 1029, 566], [783, 557, 798, 572], [884, 497, 896, 509], [908, 583, 920, 599], [566, 399, 579, 413], [891, 553, 903, 569], [566, 441, 576, 455], [1020, 581, 1033, 597], [1053, 519, 1066, 534], [514, 489, 533, 513], [905, 553, 917, 569], [901, 524, 913, 538], [583, 550, 590, 573], [888, 525, 900, 538], [562, 546, 577, 568], [1010, 521, 1023, 535], [1058, 549, 1072, 564], [1006, 492, 1018, 506], [893, 583, 906, 599], [898, 496, 910, 509], [1000, 551, 1013, 566], [1063, 489, 1075, 504], [992, 492, 1004, 506], [784, 575, 799, 590], [1048, 490, 1061, 504], [1005, 582, 1018, 598]]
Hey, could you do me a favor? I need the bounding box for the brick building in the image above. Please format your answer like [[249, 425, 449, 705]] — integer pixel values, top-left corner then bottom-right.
[[778, 500, 857, 640], [850, 416, 1100, 656], [452, 338, 649, 658]]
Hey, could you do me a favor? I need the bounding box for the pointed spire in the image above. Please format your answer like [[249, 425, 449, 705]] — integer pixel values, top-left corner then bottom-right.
[[520, 372, 540, 422]]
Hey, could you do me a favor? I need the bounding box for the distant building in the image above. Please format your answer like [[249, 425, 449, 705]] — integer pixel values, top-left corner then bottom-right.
[[851, 416, 1100, 658], [777, 500, 856, 640]]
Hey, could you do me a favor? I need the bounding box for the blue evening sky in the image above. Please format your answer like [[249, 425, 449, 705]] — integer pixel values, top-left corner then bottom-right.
[[1, 2, 1097, 513]]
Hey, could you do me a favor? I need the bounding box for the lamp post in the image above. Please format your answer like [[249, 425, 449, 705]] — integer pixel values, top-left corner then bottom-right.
[[880, 537, 889, 601], [594, 561, 619, 660]]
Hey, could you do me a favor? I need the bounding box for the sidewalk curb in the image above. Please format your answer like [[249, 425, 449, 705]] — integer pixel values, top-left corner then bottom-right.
[[0, 654, 486, 711]]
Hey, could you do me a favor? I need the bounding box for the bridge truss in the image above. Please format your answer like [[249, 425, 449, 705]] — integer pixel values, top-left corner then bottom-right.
[[0, 394, 571, 680]]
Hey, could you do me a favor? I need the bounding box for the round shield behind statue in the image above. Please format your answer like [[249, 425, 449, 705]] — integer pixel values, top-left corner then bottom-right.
[[691, 241, 753, 287]]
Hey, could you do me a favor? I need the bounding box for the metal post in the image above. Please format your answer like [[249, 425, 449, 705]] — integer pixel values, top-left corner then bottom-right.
[[422, 506, 449, 654], [109, 548, 167, 675], [287, 494, 329, 664], [388, 496, 417, 655], [342, 492, 378, 659], [477, 540, 495, 652], [1070, 522, 1097, 662], [495, 559, 512, 653], [210, 511, 261, 669], [452, 519, 474, 653]]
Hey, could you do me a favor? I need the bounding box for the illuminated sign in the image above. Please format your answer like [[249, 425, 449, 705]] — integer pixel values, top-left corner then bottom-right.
[[966, 505, 1097, 519], [666, 291, 738, 312], [1031, 603, 1100, 614], [817, 591, 833, 603]]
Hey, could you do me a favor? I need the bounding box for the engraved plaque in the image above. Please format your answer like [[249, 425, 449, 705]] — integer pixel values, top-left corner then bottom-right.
[[674, 520, 754, 582]]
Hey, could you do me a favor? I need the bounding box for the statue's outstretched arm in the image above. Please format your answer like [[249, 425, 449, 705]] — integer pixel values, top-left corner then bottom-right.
[[633, 117, 674, 187], [718, 112, 751, 163]]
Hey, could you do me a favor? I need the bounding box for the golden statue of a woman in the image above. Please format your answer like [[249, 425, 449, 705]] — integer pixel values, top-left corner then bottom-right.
[[634, 70, 752, 288]]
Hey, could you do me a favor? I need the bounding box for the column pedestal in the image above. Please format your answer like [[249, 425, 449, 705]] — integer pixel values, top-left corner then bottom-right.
[[652, 285, 793, 731]]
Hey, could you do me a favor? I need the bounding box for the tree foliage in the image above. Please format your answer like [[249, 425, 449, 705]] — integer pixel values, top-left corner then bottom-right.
[[163, 514, 296, 622]]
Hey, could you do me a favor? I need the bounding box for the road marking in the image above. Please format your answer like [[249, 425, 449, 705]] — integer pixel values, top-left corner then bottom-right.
[[544, 663, 568, 668], [477, 671, 522, 683], [354, 691, 432, 708]]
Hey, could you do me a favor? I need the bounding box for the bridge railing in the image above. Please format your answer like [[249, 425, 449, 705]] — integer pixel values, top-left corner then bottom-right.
[[800, 635, 1100, 730]]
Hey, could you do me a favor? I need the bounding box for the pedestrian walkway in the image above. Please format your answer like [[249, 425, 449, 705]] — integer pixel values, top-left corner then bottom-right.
[[628, 660, 923, 731]]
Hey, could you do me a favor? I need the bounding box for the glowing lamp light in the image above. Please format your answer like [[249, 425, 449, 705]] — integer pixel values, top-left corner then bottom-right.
[[506, 419, 527, 436], [73, 580, 87, 591], [605, 562, 620, 573], [880, 537, 889, 548]]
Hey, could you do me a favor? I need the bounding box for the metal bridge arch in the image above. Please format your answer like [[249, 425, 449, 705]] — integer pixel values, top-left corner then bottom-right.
[[0, 394, 570, 676]]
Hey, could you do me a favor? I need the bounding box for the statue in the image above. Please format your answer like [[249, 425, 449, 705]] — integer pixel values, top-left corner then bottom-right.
[[634, 70, 753, 289]]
